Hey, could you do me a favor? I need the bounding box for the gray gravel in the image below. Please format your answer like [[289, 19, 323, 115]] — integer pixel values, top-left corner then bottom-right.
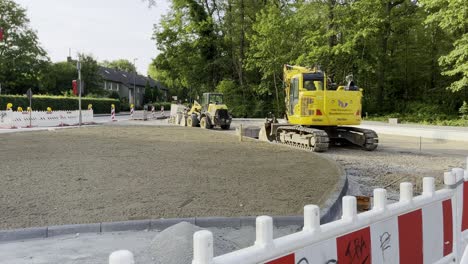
[[323, 135, 468, 201]]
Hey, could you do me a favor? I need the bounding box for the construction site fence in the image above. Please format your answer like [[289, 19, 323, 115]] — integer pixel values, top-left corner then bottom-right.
[[0, 110, 94, 128], [110, 157, 468, 264]]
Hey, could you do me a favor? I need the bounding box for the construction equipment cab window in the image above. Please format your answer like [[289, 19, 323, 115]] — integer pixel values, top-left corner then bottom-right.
[[303, 73, 324, 91], [202, 93, 224, 105]]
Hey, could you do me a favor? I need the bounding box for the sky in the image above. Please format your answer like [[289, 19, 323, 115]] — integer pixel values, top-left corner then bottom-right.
[[14, 0, 170, 74]]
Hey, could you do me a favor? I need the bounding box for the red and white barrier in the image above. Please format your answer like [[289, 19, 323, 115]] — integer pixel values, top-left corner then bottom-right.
[[0, 110, 93, 128], [111, 108, 116, 121], [109, 159, 468, 264]]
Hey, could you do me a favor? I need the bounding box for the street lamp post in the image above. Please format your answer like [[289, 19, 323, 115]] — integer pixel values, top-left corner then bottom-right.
[[133, 58, 137, 106], [77, 60, 82, 126]]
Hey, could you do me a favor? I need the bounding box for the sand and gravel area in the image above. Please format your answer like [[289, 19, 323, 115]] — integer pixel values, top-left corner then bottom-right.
[[0, 125, 340, 229], [323, 134, 468, 201]]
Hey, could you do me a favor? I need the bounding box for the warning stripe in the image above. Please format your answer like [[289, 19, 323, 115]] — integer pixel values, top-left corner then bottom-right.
[[462, 182, 468, 231], [336, 227, 371, 264], [398, 209, 423, 264], [442, 199, 453, 256]]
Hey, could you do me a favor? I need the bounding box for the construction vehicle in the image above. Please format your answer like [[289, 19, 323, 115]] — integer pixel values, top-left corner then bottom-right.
[[259, 65, 378, 152], [185, 92, 232, 130]]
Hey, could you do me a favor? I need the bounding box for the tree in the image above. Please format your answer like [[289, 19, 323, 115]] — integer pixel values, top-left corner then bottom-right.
[[101, 59, 136, 73], [0, 0, 49, 94], [39, 62, 76, 95], [78, 53, 103, 95], [422, 0, 468, 94]]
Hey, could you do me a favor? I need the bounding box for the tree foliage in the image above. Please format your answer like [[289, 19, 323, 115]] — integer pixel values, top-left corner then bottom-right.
[[150, 0, 467, 117], [0, 0, 49, 94], [101, 59, 137, 73]]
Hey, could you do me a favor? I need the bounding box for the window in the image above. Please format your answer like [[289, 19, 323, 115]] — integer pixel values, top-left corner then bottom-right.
[[303, 73, 324, 91], [291, 78, 299, 100]]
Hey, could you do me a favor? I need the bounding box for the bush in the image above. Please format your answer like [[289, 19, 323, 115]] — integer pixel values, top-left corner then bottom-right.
[[0, 95, 120, 114], [108, 91, 120, 100], [459, 101, 468, 119]]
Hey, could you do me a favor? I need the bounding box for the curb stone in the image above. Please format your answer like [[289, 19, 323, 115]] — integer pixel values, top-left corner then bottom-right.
[[195, 217, 242, 228], [0, 227, 47, 242], [150, 218, 195, 230], [101, 220, 150, 232], [48, 223, 101, 237]]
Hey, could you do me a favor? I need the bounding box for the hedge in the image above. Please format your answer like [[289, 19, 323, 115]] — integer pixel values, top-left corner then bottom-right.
[[0, 95, 120, 114]]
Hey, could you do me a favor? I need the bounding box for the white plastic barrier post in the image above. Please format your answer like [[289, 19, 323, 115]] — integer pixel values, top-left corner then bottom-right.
[[303, 205, 320, 233], [341, 196, 357, 220], [254, 216, 273, 247], [400, 182, 413, 202], [423, 177, 435, 196], [109, 250, 135, 264], [192, 230, 214, 264], [373, 188, 387, 210]]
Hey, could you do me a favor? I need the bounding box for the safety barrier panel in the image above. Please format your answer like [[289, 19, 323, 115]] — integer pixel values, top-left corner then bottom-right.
[[130, 110, 167, 121], [0, 110, 94, 128], [109, 158, 468, 264]]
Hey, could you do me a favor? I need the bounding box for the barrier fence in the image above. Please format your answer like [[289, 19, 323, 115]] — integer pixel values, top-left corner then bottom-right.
[[0, 110, 94, 128], [108, 158, 468, 264]]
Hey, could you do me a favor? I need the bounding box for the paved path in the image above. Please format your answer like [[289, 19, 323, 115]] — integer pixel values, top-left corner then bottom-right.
[[0, 225, 299, 264]]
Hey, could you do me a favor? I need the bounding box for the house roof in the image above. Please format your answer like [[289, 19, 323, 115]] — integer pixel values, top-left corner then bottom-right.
[[99, 66, 168, 90]]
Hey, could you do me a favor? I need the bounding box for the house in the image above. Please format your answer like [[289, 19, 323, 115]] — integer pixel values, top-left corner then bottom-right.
[[98, 66, 168, 107]]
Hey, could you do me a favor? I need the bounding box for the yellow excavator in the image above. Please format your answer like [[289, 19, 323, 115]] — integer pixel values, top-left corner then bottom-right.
[[259, 64, 378, 152]]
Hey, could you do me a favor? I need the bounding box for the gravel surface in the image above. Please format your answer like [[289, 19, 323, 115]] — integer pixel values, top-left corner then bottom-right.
[[0, 126, 340, 229], [323, 135, 468, 201]]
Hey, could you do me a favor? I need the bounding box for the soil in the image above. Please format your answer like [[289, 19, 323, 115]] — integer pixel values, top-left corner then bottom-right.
[[0, 125, 340, 229]]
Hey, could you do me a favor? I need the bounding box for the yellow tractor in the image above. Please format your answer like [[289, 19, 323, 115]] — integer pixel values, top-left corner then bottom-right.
[[186, 92, 232, 130], [260, 64, 378, 152]]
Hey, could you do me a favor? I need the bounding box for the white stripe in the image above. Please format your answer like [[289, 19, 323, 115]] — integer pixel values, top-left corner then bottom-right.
[[370, 217, 400, 264], [294, 237, 337, 264], [422, 202, 444, 263]]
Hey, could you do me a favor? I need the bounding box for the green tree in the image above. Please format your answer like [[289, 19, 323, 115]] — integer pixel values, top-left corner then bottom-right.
[[0, 0, 49, 94], [78, 53, 103, 95], [101, 59, 136, 73], [39, 62, 76, 95], [422, 0, 468, 94]]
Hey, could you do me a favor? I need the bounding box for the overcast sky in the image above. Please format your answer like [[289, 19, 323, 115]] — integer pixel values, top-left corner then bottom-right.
[[14, 0, 170, 74]]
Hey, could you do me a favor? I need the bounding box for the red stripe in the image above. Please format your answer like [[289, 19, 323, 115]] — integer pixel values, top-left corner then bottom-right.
[[336, 227, 371, 264], [462, 182, 468, 231], [266, 253, 295, 264], [442, 199, 453, 256], [398, 209, 423, 264]]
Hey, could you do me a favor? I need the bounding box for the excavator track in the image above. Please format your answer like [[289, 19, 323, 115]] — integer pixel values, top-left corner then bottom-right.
[[331, 126, 379, 151], [275, 126, 330, 152]]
